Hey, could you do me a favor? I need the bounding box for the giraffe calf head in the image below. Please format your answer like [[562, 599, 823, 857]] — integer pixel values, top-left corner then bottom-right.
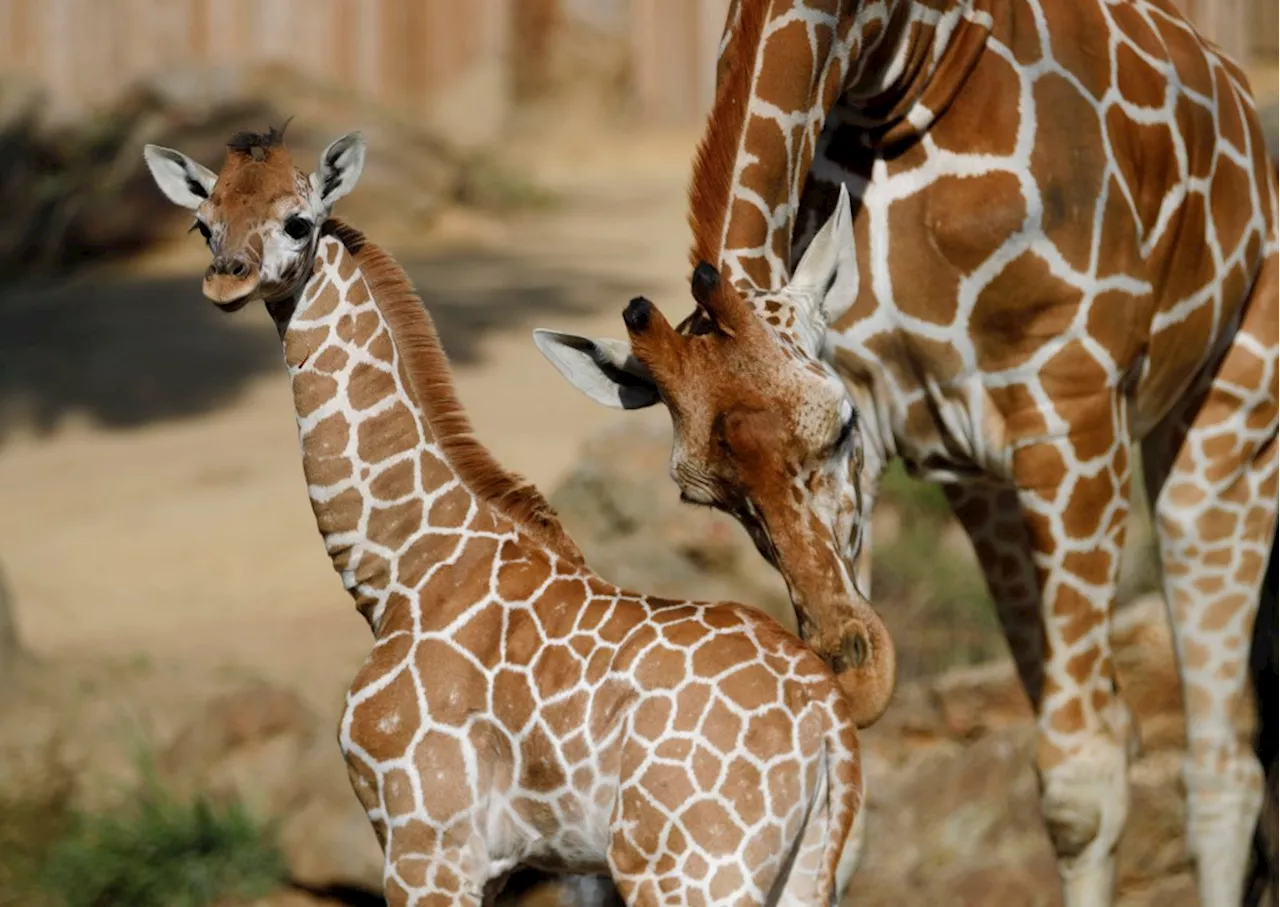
[[142, 125, 366, 310], [534, 189, 894, 719]]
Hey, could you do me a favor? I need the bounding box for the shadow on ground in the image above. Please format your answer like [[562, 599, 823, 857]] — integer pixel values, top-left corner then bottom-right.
[[0, 249, 623, 440]]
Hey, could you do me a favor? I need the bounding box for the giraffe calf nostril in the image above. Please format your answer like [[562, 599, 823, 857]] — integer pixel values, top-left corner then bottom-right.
[[230, 260, 249, 278]]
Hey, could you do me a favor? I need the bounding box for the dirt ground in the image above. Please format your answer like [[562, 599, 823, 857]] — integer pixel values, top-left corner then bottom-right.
[[0, 63, 1276, 887]]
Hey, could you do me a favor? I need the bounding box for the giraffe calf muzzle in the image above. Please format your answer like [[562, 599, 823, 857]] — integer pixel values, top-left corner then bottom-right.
[[203, 256, 260, 309]]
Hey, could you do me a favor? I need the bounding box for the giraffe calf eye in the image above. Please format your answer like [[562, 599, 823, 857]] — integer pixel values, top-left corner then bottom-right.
[[283, 216, 312, 240], [189, 220, 212, 245]]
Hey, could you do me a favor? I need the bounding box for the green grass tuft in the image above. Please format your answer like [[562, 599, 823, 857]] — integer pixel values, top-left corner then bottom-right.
[[1, 744, 288, 907], [39, 782, 288, 907]]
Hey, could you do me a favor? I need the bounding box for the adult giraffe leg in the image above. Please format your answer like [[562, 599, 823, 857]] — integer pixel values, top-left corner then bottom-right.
[[943, 481, 1047, 702], [946, 477, 1143, 904], [1140, 255, 1278, 907], [1007, 408, 1137, 907]]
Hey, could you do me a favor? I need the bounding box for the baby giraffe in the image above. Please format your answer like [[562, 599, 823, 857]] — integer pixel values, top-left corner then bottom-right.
[[143, 126, 892, 906]]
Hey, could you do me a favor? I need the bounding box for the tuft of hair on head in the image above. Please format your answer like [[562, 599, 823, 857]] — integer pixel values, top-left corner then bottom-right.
[[226, 117, 294, 162]]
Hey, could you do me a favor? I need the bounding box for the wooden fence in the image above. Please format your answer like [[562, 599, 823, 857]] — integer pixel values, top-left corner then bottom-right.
[[0, 0, 513, 145], [0, 0, 1274, 136], [1172, 0, 1277, 66]]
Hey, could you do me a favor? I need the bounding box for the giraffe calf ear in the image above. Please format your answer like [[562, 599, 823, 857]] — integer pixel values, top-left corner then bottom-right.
[[312, 131, 367, 209], [143, 144, 217, 210]]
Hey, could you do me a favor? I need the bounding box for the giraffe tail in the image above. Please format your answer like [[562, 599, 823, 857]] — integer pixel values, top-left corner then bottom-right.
[[1244, 528, 1277, 907], [817, 726, 864, 907], [771, 719, 862, 906]]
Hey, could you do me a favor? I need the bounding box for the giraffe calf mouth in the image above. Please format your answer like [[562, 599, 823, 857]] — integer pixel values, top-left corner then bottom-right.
[[212, 296, 255, 314]]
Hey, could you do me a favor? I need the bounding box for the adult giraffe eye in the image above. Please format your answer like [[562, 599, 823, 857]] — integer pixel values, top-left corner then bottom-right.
[[831, 413, 856, 453], [283, 216, 312, 241]]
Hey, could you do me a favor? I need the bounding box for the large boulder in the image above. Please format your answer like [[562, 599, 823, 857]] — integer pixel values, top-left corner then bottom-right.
[[159, 683, 383, 894], [549, 422, 795, 632]]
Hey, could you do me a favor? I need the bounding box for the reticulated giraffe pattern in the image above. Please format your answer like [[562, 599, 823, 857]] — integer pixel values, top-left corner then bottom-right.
[[534, 1, 1277, 904], [143, 129, 874, 907]]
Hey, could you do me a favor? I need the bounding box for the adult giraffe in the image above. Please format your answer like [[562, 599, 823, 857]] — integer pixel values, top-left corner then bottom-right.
[[535, 1, 1279, 904]]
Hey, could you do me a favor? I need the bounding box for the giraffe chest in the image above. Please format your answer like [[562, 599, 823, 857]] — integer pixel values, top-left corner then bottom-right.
[[822, 158, 1096, 481]]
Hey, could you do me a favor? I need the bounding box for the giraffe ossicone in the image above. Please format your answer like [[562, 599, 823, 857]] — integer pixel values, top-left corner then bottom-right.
[[534, 1, 1278, 905], [143, 126, 883, 906]]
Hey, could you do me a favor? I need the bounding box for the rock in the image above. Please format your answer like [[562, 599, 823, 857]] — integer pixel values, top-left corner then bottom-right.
[[549, 422, 795, 632], [278, 788, 384, 893], [159, 683, 321, 819], [850, 593, 1251, 906], [160, 683, 384, 894]]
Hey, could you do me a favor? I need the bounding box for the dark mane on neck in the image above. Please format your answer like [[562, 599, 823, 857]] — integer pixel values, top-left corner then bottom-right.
[[320, 219, 585, 566], [687, 0, 769, 269]]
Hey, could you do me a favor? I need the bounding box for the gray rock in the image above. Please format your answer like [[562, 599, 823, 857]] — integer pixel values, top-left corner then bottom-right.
[[160, 683, 383, 893]]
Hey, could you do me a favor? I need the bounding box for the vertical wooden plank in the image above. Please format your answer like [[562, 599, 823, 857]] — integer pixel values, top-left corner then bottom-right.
[[40, 0, 72, 117], [406, 0, 430, 117], [187, 0, 209, 63], [698, 0, 732, 113], [354, 0, 381, 100], [8, 0, 33, 71], [378, 0, 404, 109], [1254, 0, 1277, 57], [0, 0, 15, 67], [331, 0, 358, 86]]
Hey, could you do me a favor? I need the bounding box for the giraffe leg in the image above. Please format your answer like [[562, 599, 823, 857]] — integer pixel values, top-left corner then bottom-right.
[[944, 481, 1047, 702], [377, 825, 489, 907], [947, 478, 1141, 904], [1140, 255, 1277, 907], [1004, 420, 1136, 907]]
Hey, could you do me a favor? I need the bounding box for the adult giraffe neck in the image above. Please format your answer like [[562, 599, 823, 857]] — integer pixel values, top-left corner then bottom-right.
[[277, 221, 582, 629], [692, 0, 990, 293]]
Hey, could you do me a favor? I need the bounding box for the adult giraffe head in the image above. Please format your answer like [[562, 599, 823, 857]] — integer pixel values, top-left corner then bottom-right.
[[142, 123, 366, 310], [534, 188, 888, 705]]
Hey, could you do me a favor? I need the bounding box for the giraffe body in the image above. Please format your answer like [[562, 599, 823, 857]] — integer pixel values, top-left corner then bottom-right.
[[536, 1, 1278, 903], [143, 130, 871, 906]]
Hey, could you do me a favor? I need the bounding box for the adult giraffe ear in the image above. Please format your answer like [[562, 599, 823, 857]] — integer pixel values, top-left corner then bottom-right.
[[142, 144, 218, 210], [790, 183, 858, 331], [312, 131, 367, 209], [532, 329, 660, 410]]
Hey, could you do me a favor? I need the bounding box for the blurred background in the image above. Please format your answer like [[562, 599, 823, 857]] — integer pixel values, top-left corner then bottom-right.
[[0, 2, 1275, 905]]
